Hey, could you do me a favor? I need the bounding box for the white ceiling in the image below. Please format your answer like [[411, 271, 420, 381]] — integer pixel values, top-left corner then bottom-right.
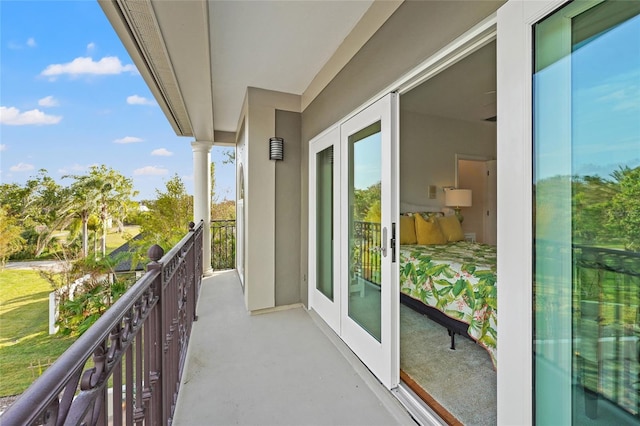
[[210, 1, 375, 132], [401, 41, 497, 123], [100, 0, 400, 140]]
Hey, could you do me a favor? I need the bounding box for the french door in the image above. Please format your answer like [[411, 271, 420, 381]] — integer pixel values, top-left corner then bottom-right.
[[309, 93, 399, 389]]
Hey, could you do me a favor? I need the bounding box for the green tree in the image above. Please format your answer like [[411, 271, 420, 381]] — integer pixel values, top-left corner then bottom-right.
[[353, 182, 381, 222], [571, 175, 617, 244], [42, 252, 133, 336], [0, 170, 74, 257], [608, 166, 640, 251], [67, 174, 103, 257], [133, 174, 194, 265], [66, 165, 137, 257], [212, 200, 236, 220], [0, 206, 25, 267]]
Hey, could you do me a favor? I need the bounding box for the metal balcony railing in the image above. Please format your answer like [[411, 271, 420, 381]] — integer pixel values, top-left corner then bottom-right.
[[572, 244, 640, 419], [211, 220, 236, 271], [1, 221, 204, 426], [353, 221, 381, 285], [535, 240, 640, 419]]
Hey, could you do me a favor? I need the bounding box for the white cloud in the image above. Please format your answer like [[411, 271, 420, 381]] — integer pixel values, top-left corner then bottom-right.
[[0, 106, 62, 126], [151, 148, 173, 157], [87, 42, 96, 51], [113, 136, 143, 144], [8, 38, 36, 49], [127, 95, 156, 106], [0, 144, 6, 152], [38, 96, 59, 107], [10, 162, 35, 172], [134, 166, 168, 176], [40, 56, 137, 78]]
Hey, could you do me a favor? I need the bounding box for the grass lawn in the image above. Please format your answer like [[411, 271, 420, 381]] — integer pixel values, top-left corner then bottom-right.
[[105, 225, 140, 253], [0, 270, 75, 396]]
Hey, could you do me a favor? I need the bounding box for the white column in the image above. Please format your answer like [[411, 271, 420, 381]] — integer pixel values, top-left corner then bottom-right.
[[191, 141, 214, 276]]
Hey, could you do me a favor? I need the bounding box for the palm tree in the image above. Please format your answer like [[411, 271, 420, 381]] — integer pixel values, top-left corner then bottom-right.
[[67, 174, 103, 257]]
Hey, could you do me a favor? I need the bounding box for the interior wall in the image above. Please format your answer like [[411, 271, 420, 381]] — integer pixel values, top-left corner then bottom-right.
[[399, 111, 496, 223], [458, 159, 488, 241], [300, 0, 504, 306], [275, 110, 302, 306]]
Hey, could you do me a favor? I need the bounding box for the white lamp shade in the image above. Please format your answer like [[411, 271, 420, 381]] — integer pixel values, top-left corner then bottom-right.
[[445, 189, 472, 207]]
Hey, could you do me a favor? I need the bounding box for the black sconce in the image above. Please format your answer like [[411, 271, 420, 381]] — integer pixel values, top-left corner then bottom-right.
[[269, 137, 284, 161]]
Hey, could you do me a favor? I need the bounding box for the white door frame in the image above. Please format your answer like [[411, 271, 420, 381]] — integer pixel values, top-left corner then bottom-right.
[[308, 125, 341, 334], [497, 0, 587, 422], [340, 93, 399, 390]]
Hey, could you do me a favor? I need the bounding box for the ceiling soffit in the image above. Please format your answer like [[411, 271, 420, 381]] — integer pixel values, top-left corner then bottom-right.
[[104, 0, 194, 137]]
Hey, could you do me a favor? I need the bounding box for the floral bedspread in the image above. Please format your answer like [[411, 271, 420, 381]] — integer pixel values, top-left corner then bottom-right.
[[400, 241, 497, 367]]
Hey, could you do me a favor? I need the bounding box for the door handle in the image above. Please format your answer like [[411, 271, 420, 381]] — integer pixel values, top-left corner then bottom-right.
[[391, 222, 396, 263], [382, 227, 387, 257]]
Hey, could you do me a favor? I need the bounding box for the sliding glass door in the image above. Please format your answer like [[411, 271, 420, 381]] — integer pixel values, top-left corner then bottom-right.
[[533, 2, 640, 424], [498, 0, 640, 423]]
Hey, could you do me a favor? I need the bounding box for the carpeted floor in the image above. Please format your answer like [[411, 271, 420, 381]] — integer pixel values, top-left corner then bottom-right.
[[400, 303, 497, 425]]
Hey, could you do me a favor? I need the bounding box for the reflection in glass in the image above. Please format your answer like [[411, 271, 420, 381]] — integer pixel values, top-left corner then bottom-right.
[[534, 2, 640, 424], [349, 121, 382, 342], [316, 146, 334, 300]]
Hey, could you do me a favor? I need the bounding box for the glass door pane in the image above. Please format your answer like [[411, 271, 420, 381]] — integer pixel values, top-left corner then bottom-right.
[[533, 2, 640, 424], [309, 126, 340, 334], [348, 121, 382, 342], [316, 146, 334, 300]]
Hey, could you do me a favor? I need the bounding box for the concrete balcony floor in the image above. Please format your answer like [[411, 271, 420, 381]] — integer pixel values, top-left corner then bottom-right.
[[173, 270, 416, 425]]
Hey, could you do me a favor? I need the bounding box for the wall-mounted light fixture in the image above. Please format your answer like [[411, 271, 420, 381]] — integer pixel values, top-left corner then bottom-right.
[[269, 137, 284, 161]]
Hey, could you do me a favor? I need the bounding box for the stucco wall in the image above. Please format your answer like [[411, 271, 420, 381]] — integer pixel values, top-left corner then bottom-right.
[[275, 110, 302, 306], [300, 0, 504, 306], [240, 88, 301, 312]]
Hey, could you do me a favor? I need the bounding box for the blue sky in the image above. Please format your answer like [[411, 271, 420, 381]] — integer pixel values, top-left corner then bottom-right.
[[0, 1, 235, 201], [534, 12, 640, 181]]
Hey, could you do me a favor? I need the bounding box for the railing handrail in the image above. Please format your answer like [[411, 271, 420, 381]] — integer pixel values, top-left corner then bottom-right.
[[1, 221, 204, 425], [211, 219, 235, 224], [211, 219, 236, 271], [1, 270, 160, 424], [573, 243, 640, 259]]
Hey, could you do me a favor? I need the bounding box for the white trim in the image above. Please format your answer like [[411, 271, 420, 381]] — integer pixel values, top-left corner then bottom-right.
[[496, 2, 535, 423], [496, 0, 581, 423], [395, 13, 497, 95]]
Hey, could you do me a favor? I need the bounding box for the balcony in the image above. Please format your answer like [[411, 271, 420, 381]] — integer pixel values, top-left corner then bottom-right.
[[0, 221, 414, 425], [173, 270, 413, 425]]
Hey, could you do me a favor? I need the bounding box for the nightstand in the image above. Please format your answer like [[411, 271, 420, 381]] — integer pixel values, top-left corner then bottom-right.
[[464, 232, 476, 243]]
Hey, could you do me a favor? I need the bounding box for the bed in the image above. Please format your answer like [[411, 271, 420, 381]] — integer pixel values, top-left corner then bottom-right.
[[398, 207, 497, 368]]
